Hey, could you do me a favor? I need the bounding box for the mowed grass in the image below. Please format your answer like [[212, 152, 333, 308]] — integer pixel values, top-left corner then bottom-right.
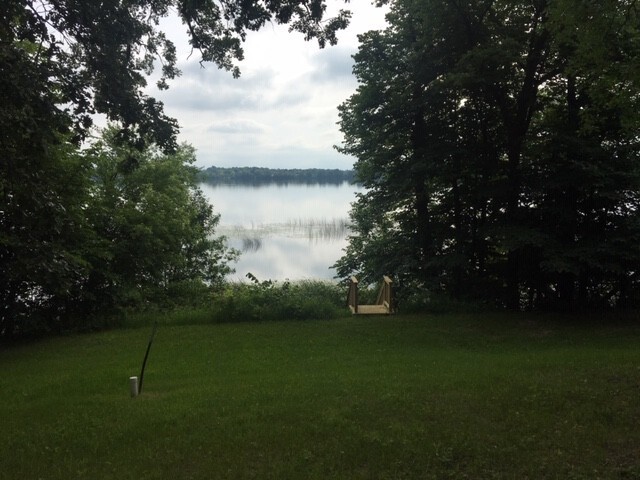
[[1, 313, 640, 479]]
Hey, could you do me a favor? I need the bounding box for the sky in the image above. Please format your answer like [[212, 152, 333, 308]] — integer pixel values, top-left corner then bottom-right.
[[144, 1, 389, 170]]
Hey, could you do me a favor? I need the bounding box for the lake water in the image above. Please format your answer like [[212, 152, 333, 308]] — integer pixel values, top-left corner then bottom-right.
[[199, 182, 360, 282]]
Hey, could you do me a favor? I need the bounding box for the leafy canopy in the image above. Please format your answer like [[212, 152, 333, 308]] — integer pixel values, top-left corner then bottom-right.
[[2, 0, 350, 149], [336, 0, 640, 311]]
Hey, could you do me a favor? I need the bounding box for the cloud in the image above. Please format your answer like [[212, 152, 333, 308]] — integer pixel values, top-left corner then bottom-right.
[[142, 2, 388, 169], [159, 60, 314, 114], [311, 46, 357, 82], [206, 119, 267, 135], [157, 63, 272, 112]]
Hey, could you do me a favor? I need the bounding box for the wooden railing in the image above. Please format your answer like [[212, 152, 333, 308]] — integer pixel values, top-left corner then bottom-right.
[[347, 276, 359, 314], [347, 276, 392, 315], [376, 275, 393, 311]]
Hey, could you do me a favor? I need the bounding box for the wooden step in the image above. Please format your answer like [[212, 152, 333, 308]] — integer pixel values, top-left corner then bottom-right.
[[352, 304, 390, 315], [347, 276, 393, 315]]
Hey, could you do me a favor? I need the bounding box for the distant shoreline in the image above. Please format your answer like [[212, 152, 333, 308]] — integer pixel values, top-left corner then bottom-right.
[[198, 166, 356, 186]]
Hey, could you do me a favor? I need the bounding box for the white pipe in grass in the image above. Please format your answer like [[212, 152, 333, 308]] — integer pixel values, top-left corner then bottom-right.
[[129, 376, 139, 398]]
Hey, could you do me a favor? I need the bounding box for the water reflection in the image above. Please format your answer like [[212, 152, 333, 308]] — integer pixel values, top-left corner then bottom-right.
[[241, 237, 263, 253], [199, 182, 360, 281], [222, 218, 351, 251]]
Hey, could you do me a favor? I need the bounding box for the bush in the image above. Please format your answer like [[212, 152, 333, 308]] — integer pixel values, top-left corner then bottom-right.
[[399, 288, 489, 314], [147, 280, 213, 309], [210, 277, 347, 323], [21, 279, 351, 334]]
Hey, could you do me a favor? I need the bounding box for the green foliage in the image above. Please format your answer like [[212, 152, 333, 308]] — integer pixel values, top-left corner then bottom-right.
[[400, 289, 491, 315], [0, 137, 96, 336], [212, 276, 347, 323], [336, 0, 640, 311], [121, 277, 350, 327], [84, 130, 238, 312], [2, 0, 350, 149], [0, 128, 238, 337], [199, 166, 356, 186]]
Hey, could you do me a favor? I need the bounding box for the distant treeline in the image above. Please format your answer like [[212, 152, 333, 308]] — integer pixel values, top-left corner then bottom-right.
[[199, 166, 356, 186]]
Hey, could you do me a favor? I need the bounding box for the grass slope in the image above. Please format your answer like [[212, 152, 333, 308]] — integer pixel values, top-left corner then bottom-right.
[[1, 313, 640, 479]]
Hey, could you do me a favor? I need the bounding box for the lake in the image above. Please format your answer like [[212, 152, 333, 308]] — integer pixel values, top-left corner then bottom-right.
[[199, 182, 360, 282]]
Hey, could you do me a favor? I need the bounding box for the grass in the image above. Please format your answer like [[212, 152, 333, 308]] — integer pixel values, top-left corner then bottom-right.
[[1, 313, 640, 479]]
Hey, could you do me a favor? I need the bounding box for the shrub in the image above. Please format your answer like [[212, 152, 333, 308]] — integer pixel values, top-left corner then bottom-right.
[[399, 288, 490, 314], [211, 277, 347, 323]]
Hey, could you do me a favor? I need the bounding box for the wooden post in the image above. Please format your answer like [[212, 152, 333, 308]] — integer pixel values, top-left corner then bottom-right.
[[129, 376, 139, 398], [348, 276, 359, 314], [383, 275, 392, 312], [375, 276, 392, 312]]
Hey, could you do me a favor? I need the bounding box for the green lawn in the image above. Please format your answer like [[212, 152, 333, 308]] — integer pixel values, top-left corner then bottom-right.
[[1, 313, 640, 479]]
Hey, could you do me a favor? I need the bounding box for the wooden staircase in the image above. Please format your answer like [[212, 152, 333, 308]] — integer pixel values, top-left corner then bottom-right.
[[347, 276, 393, 315]]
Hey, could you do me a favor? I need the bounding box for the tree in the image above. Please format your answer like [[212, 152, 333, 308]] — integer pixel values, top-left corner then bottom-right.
[[526, 0, 640, 309], [336, 0, 502, 298], [336, 0, 640, 310], [83, 130, 238, 311], [0, 127, 239, 336], [0, 137, 97, 335]]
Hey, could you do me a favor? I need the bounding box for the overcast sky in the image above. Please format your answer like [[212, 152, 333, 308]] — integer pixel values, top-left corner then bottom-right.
[[145, 1, 388, 170]]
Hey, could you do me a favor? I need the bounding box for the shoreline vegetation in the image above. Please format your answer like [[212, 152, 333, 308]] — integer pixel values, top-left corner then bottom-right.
[[198, 166, 356, 186]]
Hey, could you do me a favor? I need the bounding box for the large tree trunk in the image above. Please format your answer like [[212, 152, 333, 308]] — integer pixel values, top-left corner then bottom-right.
[[556, 74, 580, 309], [505, 136, 524, 309], [411, 101, 432, 275], [500, 17, 550, 309]]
